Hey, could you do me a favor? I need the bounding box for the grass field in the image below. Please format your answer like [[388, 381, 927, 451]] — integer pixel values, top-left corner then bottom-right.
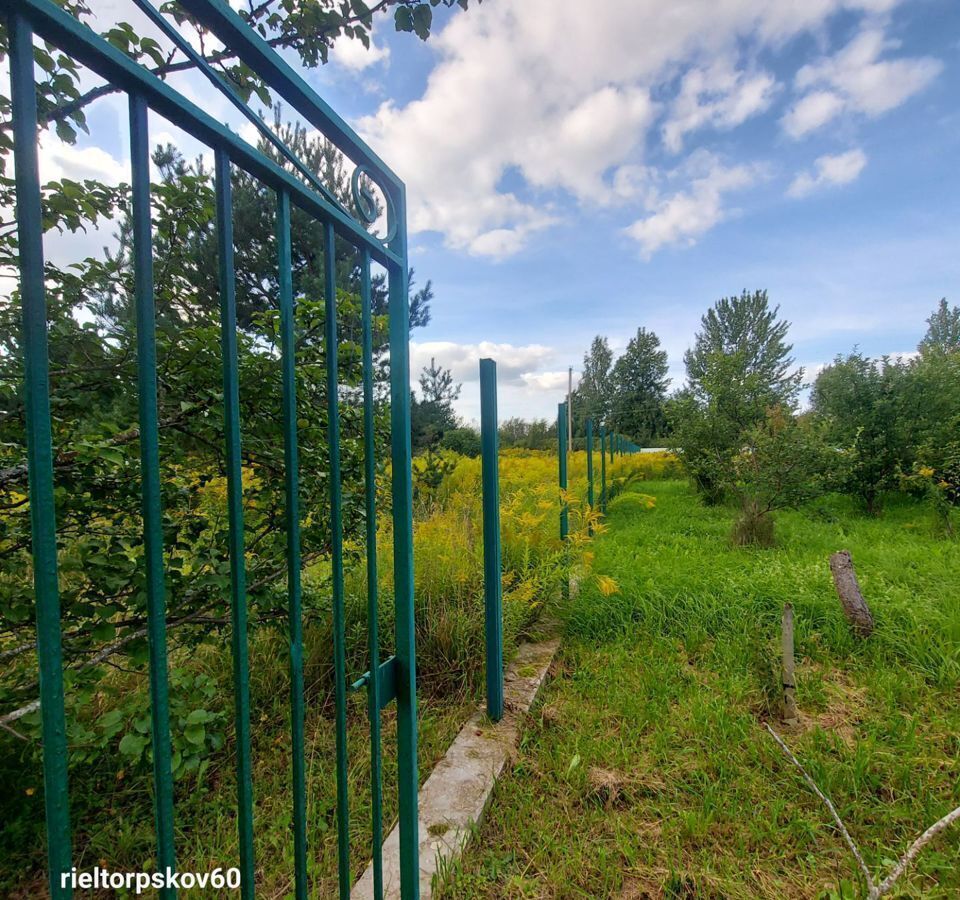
[[0, 449, 633, 896], [437, 479, 960, 899]]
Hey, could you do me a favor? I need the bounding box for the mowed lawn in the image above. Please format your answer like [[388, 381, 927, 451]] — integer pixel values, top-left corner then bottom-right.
[[437, 480, 960, 899]]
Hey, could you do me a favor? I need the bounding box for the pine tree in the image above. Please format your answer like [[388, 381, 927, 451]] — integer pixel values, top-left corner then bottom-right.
[[918, 298, 960, 356], [574, 336, 614, 434], [611, 327, 669, 445]]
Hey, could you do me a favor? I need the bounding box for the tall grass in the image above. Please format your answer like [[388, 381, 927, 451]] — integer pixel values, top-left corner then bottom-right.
[[0, 446, 675, 893], [441, 478, 960, 898]]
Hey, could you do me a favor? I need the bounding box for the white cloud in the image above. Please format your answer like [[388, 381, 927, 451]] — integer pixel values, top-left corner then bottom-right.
[[410, 340, 555, 389], [662, 61, 779, 153], [782, 28, 941, 138], [358, 0, 911, 259], [624, 151, 762, 257], [329, 32, 390, 71], [38, 138, 126, 184], [522, 370, 580, 392], [781, 90, 846, 138], [788, 148, 867, 198]]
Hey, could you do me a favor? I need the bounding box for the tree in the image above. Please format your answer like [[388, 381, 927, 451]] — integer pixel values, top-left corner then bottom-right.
[[610, 327, 669, 445], [0, 29, 450, 764], [498, 417, 557, 450], [730, 407, 832, 546], [811, 352, 911, 514], [684, 289, 799, 407], [411, 357, 461, 451], [670, 290, 801, 502], [918, 298, 960, 356], [441, 427, 481, 457], [573, 336, 614, 434], [0, 1, 477, 157]]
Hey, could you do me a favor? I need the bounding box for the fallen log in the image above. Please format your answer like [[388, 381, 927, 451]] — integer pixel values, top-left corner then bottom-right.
[[829, 550, 875, 638]]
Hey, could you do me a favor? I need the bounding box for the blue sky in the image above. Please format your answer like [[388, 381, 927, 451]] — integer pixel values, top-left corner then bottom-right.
[[30, 0, 960, 423]]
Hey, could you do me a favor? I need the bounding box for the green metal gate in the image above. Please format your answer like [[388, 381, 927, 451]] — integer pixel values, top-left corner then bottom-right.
[[6, 0, 420, 895]]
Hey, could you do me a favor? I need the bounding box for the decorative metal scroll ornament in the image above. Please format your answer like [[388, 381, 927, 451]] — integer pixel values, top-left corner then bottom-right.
[[351, 164, 398, 245]]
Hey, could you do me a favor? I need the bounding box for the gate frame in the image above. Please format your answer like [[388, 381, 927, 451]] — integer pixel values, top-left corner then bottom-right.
[[6, 1, 420, 896]]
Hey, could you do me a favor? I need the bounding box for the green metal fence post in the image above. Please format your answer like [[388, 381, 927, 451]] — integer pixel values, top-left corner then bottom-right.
[[558, 403, 568, 542], [9, 14, 72, 898], [129, 92, 177, 897], [609, 432, 614, 464], [387, 185, 420, 899], [360, 247, 385, 899], [324, 221, 351, 899], [276, 189, 308, 900], [586, 418, 594, 502], [600, 427, 607, 514], [214, 148, 256, 900], [558, 403, 569, 603], [479, 359, 503, 722]]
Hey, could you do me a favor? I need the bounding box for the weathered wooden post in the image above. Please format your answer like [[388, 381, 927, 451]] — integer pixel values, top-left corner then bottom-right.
[[781, 604, 799, 725]]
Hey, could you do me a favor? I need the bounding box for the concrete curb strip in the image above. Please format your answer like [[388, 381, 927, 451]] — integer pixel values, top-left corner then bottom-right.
[[352, 637, 560, 899]]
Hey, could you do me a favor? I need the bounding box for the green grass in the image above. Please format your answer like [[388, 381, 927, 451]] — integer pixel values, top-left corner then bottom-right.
[[437, 480, 960, 899], [2, 620, 475, 898]]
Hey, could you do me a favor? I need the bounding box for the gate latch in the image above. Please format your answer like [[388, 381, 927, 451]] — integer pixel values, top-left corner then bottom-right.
[[349, 655, 397, 710]]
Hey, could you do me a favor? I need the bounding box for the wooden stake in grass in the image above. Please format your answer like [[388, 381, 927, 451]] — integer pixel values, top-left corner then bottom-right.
[[829, 550, 875, 638], [781, 603, 798, 725]]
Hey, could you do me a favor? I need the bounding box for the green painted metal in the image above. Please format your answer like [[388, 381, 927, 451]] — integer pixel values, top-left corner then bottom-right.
[[558, 403, 569, 603], [215, 149, 256, 900], [388, 208, 421, 900], [360, 246, 385, 899], [480, 359, 504, 722], [325, 222, 351, 899], [9, 14, 72, 898], [586, 418, 595, 520], [4, 0, 399, 269], [131, 0, 340, 211], [129, 93, 177, 898], [558, 403, 569, 542], [352, 656, 398, 710], [276, 189, 308, 900], [10, 1, 421, 894], [599, 427, 607, 514], [609, 433, 614, 464], [179, 0, 403, 193]]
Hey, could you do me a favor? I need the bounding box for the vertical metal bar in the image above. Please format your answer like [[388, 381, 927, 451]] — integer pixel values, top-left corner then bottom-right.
[[129, 93, 177, 897], [360, 247, 384, 900], [387, 188, 420, 899], [479, 359, 503, 722], [558, 403, 568, 542], [9, 16, 72, 898], [324, 221, 351, 899], [276, 190, 307, 900], [599, 427, 607, 515], [558, 402, 569, 603], [215, 149, 255, 900], [610, 432, 614, 464], [586, 417, 594, 510]]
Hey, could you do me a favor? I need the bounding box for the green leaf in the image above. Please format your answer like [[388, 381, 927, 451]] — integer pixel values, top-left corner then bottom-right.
[[55, 119, 77, 144], [185, 708, 213, 725], [119, 732, 147, 761], [91, 621, 117, 642], [184, 722, 206, 746], [412, 4, 433, 39], [394, 7, 414, 32]]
